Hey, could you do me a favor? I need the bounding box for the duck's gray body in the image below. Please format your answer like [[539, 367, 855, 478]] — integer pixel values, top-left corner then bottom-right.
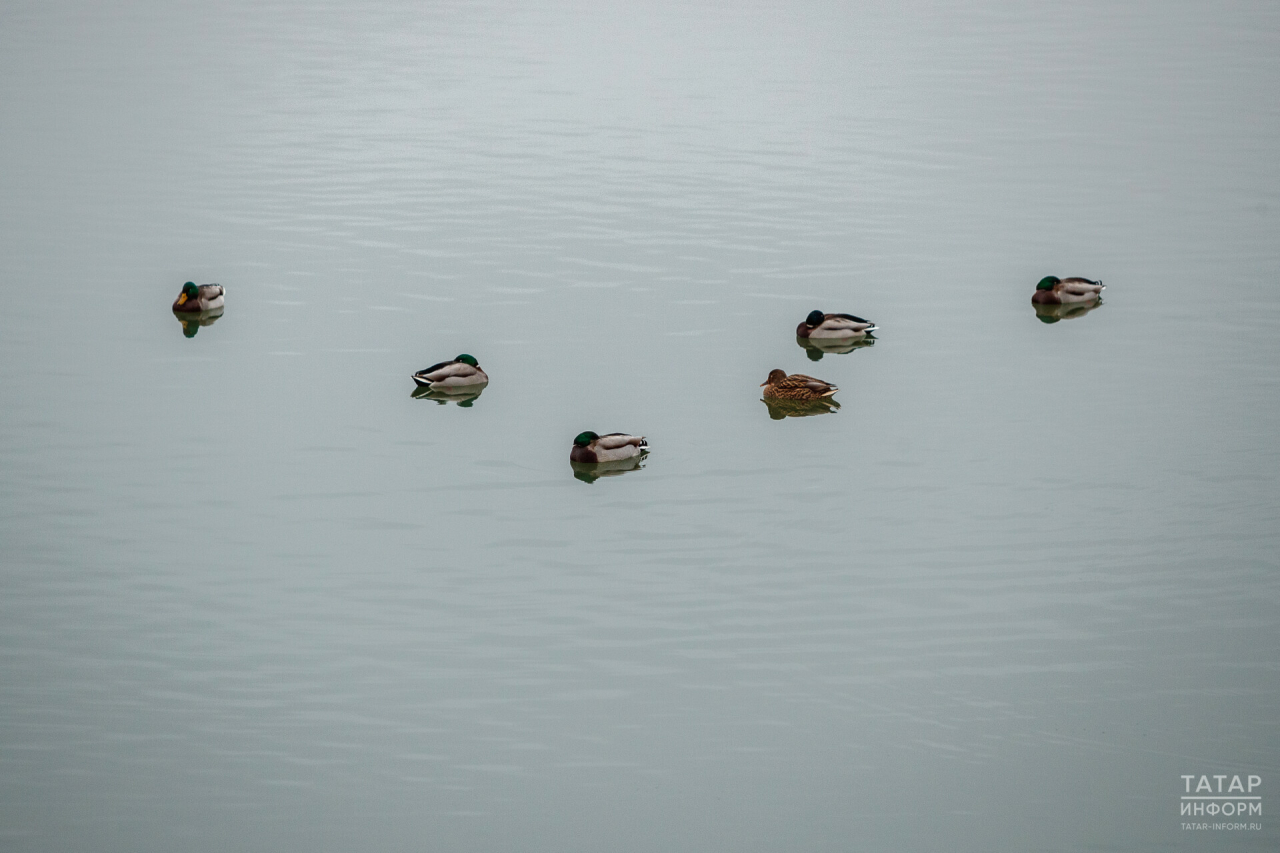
[[412, 358, 488, 389], [1032, 277, 1105, 305], [796, 311, 877, 340], [570, 433, 648, 463]]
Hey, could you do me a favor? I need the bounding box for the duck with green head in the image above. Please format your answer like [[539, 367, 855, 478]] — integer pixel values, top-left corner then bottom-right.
[[172, 281, 225, 313], [412, 354, 488, 390], [570, 431, 649, 463], [1032, 276, 1104, 305], [796, 309, 878, 340]]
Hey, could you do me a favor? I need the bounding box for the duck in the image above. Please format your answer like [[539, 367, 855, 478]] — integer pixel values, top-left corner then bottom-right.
[[760, 369, 838, 401], [570, 432, 649, 463], [1031, 276, 1104, 305], [796, 310, 877, 339], [412, 354, 488, 390], [172, 281, 225, 313]]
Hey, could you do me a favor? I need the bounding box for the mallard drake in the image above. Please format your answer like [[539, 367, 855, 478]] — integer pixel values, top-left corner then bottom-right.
[[796, 310, 877, 339], [412, 354, 488, 390], [760, 369, 838, 401], [172, 282, 225, 313], [570, 432, 649, 463], [1032, 276, 1104, 305]]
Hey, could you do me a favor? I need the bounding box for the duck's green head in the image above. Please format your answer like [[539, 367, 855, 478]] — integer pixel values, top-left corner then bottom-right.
[[177, 281, 198, 304], [574, 431, 599, 447], [455, 354, 479, 367], [1036, 276, 1061, 291], [805, 309, 825, 327]]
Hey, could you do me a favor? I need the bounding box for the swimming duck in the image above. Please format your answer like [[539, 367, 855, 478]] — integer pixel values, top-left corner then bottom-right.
[[760, 369, 838, 401], [796, 310, 877, 339], [412, 354, 488, 390], [1032, 276, 1104, 305], [570, 432, 649, 463], [172, 282, 225, 313]]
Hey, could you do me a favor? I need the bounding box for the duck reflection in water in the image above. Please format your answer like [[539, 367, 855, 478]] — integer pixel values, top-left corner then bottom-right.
[[796, 335, 875, 361], [762, 397, 841, 419], [174, 308, 224, 338], [410, 385, 485, 407], [1033, 301, 1104, 324], [570, 455, 647, 483]]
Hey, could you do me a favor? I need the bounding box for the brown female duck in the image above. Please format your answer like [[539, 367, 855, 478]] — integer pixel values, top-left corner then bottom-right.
[[760, 369, 838, 401]]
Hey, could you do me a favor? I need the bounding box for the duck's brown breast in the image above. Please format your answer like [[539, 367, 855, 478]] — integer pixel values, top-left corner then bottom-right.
[[569, 446, 598, 463]]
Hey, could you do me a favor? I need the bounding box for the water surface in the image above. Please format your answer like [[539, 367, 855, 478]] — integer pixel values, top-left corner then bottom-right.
[[1, 0, 1278, 850]]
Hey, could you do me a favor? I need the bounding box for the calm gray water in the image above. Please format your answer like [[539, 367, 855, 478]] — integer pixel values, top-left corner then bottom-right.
[[2, 0, 1278, 850]]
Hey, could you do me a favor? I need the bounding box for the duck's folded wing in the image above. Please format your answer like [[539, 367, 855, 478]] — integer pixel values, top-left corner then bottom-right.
[[817, 315, 875, 334], [829, 313, 872, 326], [1059, 278, 1103, 295], [415, 360, 453, 379], [197, 284, 225, 299], [596, 433, 642, 449], [792, 375, 837, 393], [425, 363, 483, 383]]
